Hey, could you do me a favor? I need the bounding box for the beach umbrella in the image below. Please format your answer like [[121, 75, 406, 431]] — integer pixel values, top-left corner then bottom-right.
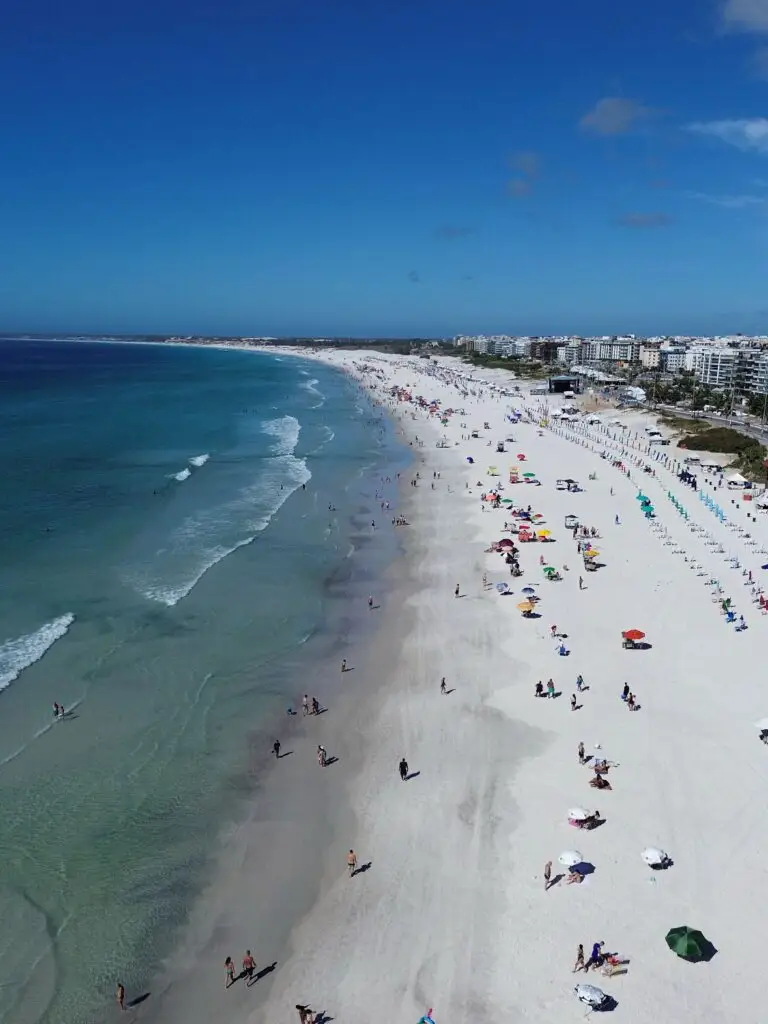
[[623, 629, 645, 641], [523, 472, 536, 478], [543, 567, 556, 575], [567, 807, 590, 821], [495, 582, 510, 593], [517, 601, 534, 612], [558, 850, 583, 867], [574, 984, 606, 1009], [636, 493, 649, 501], [584, 549, 599, 557], [641, 847, 668, 867], [498, 538, 514, 548], [665, 926, 711, 961], [538, 529, 552, 537], [521, 586, 536, 594]]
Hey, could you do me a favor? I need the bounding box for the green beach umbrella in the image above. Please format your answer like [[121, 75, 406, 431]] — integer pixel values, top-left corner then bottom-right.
[[636, 494, 649, 501], [543, 566, 556, 574], [523, 472, 536, 477], [665, 926, 711, 961]]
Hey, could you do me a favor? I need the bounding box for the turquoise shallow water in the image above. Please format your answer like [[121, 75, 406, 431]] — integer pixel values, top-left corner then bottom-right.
[[0, 340, 406, 1023]]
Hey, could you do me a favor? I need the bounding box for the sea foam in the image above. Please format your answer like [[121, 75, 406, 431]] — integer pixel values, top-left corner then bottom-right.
[[130, 417, 310, 606], [0, 614, 75, 692], [189, 454, 210, 467], [173, 468, 192, 482]]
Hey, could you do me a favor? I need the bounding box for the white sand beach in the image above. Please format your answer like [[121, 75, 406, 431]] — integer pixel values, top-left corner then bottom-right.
[[153, 348, 768, 1024]]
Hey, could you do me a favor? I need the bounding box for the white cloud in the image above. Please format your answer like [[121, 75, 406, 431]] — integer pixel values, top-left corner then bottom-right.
[[579, 98, 652, 135], [687, 118, 768, 152], [685, 190, 767, 207], [722, 0, 768, 33]]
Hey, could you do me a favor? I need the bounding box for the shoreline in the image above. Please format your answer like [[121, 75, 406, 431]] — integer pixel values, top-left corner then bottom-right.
[[139, 366, 416, 1024]]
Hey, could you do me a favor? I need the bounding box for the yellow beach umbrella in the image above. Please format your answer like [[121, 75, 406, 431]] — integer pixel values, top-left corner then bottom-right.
[[584, 549, 599, 557], [517, 601, 534, 612], [538, 529, 552, 537]]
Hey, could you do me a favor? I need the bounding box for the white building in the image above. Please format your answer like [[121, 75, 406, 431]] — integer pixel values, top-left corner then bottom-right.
[[686, 345, 740, 388]]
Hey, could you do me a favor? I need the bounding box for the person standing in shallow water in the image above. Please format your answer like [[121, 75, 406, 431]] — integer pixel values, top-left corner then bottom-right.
[[116, 982, 125, 1011]]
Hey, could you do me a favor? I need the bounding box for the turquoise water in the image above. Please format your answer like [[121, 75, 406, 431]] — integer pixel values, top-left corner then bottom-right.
[[0, 340, 405, 1023]]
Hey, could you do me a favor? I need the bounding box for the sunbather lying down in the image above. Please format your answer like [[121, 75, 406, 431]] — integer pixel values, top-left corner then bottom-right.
[[590, 776, 612, 790], [567, 869, 584, 885]]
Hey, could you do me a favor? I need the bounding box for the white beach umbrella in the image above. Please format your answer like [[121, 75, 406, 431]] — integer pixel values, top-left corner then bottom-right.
[[567, 807, 590, 821], [574, 984, 606, 1008], [641, 847, 667, 866], [558, 850, 583, 867]]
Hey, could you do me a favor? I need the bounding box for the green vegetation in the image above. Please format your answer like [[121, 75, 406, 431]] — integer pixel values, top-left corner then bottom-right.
[[659, 414, 706, 433], [460, 352, 551, 378], [679, 427, 757, 454], [679, 426, 767, 481]]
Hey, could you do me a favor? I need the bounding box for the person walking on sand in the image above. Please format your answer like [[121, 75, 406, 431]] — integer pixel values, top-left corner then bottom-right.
[[573, 944, 585, 973], [454, 583, 460, 597], [317, 745, 327, 767], [302, 694, 309, 716], [547, 679, 556, 699], [576, 674, 585, 692], [347, 849, 357, 876], [242, 950, 255, 982], [544, 860, 552, 890], [272, 740, 281, 758], [535, 681, 543, 698], [116, 982, 126, 1011], [399, 757, 409, 781], [296, 1005, 313, 1024], [440, 677, 447, 694], [578, 741, 585, 764], [578, 575, 584, 590], [368, 595, 374, 609], [550, 624, 557, 638], [341, 658, 347, 672], [225, 957, 235, 988], [586, 941, 604, 972], [571, 693, 577, 711]]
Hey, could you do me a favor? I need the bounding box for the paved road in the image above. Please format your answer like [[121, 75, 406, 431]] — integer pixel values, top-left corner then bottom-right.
[[654, 404, 768, 444]]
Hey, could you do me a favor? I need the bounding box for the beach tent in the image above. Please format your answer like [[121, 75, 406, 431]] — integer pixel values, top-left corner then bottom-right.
[[727, 472, 748, 488]]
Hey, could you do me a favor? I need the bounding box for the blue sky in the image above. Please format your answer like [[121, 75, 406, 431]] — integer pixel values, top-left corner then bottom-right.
[[2, 0, 768, 336]]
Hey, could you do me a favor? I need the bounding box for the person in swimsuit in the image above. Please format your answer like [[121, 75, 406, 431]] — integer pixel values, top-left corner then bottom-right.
[[242, 950, 255, 981], [116, 982, 126, 1010], [347, 849, 357, 876], [225, 957, 235, 987]]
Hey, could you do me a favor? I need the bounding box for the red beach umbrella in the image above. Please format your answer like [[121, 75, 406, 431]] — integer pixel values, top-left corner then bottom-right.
[[623, 629, 645, 641]]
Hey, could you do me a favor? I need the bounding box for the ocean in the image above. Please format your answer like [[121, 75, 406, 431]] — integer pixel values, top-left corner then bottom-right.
[[0, 339, 407, 1023]]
